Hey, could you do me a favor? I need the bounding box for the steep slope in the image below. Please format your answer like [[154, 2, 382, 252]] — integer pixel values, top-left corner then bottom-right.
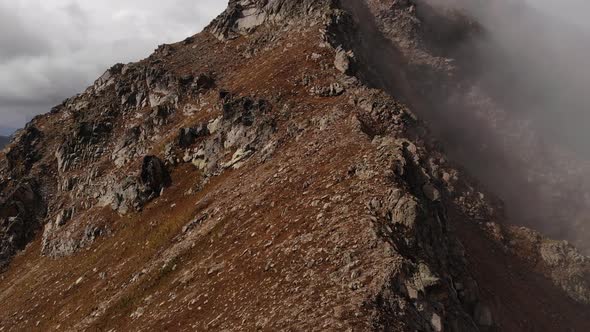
[[342, 0, 590, 253], [0, 1, 588, 331]]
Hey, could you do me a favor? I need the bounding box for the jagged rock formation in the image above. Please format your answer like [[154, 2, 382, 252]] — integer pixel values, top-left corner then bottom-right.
[[0, 181, 46, 268], [207, 0, 333, 40], [0, 1, 588, 331]]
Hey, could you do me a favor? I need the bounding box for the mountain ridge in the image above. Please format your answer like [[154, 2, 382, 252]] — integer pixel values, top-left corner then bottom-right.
[[0, 1, 588, 331]]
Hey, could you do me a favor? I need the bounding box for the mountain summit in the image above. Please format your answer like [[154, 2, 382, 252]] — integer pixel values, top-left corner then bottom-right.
[[0, 1, 588, 331]]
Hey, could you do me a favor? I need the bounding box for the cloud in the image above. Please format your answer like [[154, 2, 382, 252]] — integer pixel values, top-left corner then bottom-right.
[[0, 0, 227, 131], [416, 0, 590, 250]]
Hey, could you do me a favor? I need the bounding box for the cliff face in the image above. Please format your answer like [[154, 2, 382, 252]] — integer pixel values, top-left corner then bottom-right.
[[0, 1, 588, 331]]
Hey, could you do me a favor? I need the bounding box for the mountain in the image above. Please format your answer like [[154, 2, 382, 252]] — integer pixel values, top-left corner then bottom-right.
[[0, 1, 588, 331], [0, 127, 17, 137], [0, 136, 8, 149]]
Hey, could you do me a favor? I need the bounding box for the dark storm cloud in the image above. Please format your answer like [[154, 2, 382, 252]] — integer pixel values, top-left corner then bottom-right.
[[0, 0, 226, 131]]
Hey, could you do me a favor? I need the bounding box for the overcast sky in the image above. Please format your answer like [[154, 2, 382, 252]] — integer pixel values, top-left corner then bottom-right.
[[0, 0, 226, 135]]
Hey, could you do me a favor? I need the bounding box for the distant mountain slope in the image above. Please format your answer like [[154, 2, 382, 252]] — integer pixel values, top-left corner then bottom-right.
[[0, 127, 16, 136], [0, 136, 9, 149]]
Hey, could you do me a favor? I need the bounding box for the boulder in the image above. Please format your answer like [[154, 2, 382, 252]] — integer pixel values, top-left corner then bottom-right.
[[334, 47, 355, 75], [177, 125, 210, 148], [141, 156, 171, 197]]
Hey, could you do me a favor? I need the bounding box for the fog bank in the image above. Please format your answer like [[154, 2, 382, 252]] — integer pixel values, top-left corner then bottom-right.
[[421, 0, 590, 250]]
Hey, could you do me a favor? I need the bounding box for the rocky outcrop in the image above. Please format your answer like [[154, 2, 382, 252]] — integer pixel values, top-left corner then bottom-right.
[[365, 138, 483, 331], [4, 125, 43, 177], [41, 215, 108, 258], [177, 125, 209, 148], [0, 181, 46, 269], [505, 227, 590, 304], [207, 0, 335, 40], [99, 156, 171, 215], [56, 121, 112, 173], [168, 93, 276, 176]]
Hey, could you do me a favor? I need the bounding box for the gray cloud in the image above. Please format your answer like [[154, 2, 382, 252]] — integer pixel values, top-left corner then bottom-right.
[[0, 0, 226, 131], [418, 0, 590, 249]]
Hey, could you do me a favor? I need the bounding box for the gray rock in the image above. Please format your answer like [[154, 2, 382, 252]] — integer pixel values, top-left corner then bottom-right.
[[430, 312, 443, 332], [311, 83, 345, 97], [93, 63, 123, 92], [206, 0, 331, 40], [55, 208, 74, 227], [177, 125, 210, 148], [334, 47, 355, 75], [102, 156, 172, 215], [41, 219, 108, 258]]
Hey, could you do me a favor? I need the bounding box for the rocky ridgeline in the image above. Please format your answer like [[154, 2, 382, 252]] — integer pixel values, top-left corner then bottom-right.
[[356, 0, 590, 254], [207, 0, 335, 40], [0, 0, 589, 331]]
